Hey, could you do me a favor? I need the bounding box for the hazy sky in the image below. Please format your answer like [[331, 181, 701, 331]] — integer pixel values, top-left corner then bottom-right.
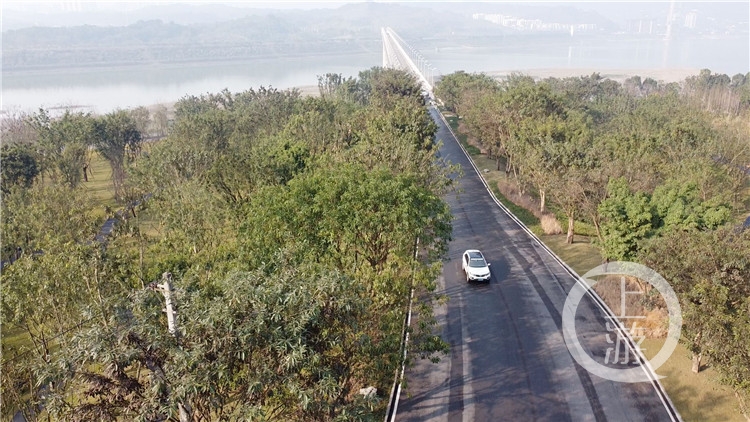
[[2, 0, 357, 12], [2, 1, 748, 33], [4, 0, 744, 12]]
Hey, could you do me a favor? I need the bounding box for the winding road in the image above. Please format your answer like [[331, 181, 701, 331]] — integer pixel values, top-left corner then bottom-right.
[[394, 107, 681, 422]]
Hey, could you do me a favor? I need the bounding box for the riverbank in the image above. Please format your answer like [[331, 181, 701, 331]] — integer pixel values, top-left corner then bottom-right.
[[487, 67, 701, 83], [144, 67, 701, 116]]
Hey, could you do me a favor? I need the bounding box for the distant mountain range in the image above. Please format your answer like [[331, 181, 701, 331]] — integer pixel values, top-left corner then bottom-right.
[[3, 2, 747, 72]]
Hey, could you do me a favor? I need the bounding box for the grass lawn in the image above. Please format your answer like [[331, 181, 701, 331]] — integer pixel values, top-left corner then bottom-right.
[[538, 234, 603, 276], [80, 149, 164, 236], [1, 326, 34, 356], [642, 338, 745, 422], [82, 151, 118, 219]]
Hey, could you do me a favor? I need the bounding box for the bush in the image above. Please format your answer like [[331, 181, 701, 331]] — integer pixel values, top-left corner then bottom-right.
[[541, 214, 562, 235]]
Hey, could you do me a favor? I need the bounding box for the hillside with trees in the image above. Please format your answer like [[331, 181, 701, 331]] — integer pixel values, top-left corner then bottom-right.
[[1, 2, 505, 71], [1, 68, 453, 421]]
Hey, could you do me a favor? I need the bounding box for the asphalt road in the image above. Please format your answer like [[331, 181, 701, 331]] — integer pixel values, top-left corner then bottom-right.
[[394, 107, 680, 422]]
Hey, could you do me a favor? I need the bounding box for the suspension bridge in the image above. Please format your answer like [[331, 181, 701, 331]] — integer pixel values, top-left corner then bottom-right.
[[381, 27, 438, 94]]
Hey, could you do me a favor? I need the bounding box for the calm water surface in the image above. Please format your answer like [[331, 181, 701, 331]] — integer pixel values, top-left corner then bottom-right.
[[2, 35, 748, 115]]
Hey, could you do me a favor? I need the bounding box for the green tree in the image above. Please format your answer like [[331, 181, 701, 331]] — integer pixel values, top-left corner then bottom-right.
[[462, 90, 509, 171], [598, 178, 655, 260], [359, 97, 437, 152], [242, 164, 451, 279], [130, 105, 151, 138], [1, 183, 99, 258], [362, 67, 424, 110], [640, 228, 750, 384], [651, 180, 731, 231], [41, 264, 384, 421], [543, 73, 625, 125], [280, 98, 358, 155], [28, 109, 94, 188], [152, 104, 170, 137], [434, 71, 498, 116], [92, 110, 143, 200], [535, 110, 596, 243], [317, 72, 356, 100], [14, 75, 454, 420], [1, 236, 133, 421], [0, 144, 39, 193], [497, 76, 567, 183]]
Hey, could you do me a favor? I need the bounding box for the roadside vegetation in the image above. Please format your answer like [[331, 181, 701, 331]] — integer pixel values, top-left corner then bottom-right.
[[435, 68, 750, 419], [1, 68, 453, 421]]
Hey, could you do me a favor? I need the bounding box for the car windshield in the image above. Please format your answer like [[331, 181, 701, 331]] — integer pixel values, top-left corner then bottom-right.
[[468, 257, 487, 268]]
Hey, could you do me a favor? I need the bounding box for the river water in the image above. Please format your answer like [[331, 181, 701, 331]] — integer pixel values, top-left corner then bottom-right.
[[2, 34, 748, 116]]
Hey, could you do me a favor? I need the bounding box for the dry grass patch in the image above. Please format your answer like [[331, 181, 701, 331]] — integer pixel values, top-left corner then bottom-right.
[[540, 214, 562, 235], [591, 275, 668, 338]]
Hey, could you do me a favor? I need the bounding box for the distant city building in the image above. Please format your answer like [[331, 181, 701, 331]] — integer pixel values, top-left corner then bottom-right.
[[472, 13, 597, 33], [626, 18, 657, 35], [684, 11, 698, 29]]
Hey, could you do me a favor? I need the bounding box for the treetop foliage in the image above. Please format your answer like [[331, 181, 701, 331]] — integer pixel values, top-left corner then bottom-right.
[[2, 67, 451, 421]]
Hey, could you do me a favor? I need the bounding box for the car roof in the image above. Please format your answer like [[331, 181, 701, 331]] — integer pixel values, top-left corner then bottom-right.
[[465, 250, 484, 258]]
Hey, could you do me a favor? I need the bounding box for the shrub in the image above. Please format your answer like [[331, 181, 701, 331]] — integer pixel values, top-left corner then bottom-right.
[[541, 214, 562, 235]]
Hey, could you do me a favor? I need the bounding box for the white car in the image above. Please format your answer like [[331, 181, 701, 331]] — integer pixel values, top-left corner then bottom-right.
[[462, 249, 491, 282]]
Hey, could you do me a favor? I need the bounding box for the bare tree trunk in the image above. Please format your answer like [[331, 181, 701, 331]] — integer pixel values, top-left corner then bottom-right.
[[592, 215, 604, 243], [691, 332, 702, 373], [566, 216, 575, 244], [734, 390, 750, 422], [112, 164, 126, 201], [539, 189, 546, 214], [179, 403, 192, 422], [691, 352, 702, 374]]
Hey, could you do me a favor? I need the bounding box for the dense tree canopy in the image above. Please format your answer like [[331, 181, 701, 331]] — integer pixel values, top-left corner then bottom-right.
[[0, 144, 39, 193], [1, 67, 452, 421]]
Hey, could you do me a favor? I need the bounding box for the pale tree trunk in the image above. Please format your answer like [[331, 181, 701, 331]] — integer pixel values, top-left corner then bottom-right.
[[539, 189, 546, 214], [592, 215, 604, 243], [179, 403, 192, 422], [111, 164, 126, 201], [691, 352, 702, 373], [691, 332, 703, 373], [566, 216, 575, 244], [734, 390, 750, 422], [512, 166, 524, 195]]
